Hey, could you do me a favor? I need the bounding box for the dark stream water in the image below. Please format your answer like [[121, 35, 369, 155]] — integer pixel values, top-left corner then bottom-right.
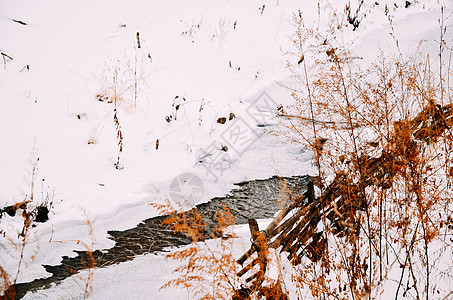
[[12, 175, 312, 299]]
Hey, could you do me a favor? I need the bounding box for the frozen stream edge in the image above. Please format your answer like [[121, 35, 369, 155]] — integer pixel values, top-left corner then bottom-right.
[[11, 175, 312, 299]]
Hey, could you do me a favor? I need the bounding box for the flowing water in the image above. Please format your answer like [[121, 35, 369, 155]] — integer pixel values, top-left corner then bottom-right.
[[12, 175, 312, 299]]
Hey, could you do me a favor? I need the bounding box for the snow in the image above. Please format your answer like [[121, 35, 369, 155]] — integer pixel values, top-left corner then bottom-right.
[[22, 220, 273, 300], [0, 0, 451, 299]]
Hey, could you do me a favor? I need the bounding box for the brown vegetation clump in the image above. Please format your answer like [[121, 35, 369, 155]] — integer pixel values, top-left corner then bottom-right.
[[161, 5, 453, 300], [153, 200, 244, 299], [157, 5, 453, 300], [273, 7, 453, 299]]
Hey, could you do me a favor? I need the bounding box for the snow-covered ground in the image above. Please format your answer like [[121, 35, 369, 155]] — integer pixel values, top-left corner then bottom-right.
[[0, 0, 450, 298]]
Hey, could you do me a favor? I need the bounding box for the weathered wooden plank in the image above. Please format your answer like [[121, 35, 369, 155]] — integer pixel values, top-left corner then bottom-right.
[[237, 247, 255, 266], [248, 218, 260, 240], [267, 206, 306, 239], [261, 190, 308, 236], [235, 103, 453, 297], [237, 184, 311, 265], [237, 256, 261, 277], [237, 218, 269, 278], [246, 269, 264, 283], [281, 206, 320, 253], [266, 181, 314, 238], [287, 216, 322, 263]]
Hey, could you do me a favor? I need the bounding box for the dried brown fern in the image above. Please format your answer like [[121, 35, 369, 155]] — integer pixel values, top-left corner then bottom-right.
[[154, 201, 243, 299], [274, 7, 453, 299]]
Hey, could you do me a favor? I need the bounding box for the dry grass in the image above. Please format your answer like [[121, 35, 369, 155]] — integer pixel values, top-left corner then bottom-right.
[[152, 200, 246, 299], [158, 4, 453, 300], [274, 7, 453, 299], [52, 210, 97, 299], [0, 158, 96, 299]]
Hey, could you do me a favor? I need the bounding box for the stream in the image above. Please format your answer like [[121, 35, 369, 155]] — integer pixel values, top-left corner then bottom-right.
[[12, 175, 312, 299]]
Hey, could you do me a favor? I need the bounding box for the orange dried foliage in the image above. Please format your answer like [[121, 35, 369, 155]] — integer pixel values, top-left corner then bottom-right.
[[275, 8, 453, 300]]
